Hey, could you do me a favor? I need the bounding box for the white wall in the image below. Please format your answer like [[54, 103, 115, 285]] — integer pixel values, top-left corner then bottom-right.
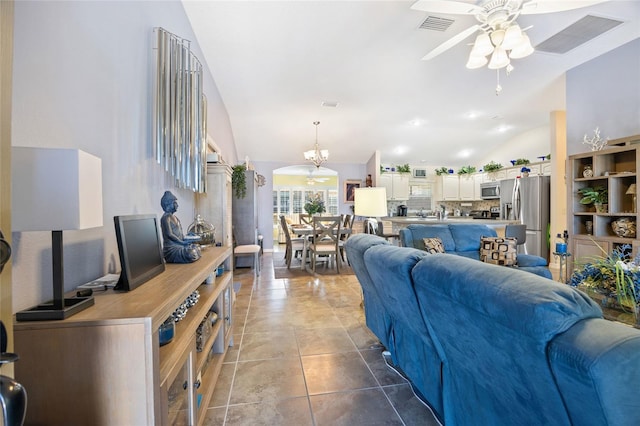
[[477, 126, 551, 170], [566, 38, 640, 154], [11, 1, 236, 311]]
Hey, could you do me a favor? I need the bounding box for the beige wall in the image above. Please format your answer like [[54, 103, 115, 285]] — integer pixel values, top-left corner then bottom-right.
[[550, 111, 567, 267]]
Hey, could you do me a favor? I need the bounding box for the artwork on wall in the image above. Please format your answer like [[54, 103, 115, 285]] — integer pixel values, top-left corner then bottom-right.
[[154, 27, 207, 193], [344, 180, 361, 203]]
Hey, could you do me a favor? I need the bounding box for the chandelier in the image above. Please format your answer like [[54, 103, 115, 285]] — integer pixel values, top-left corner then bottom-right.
[[304, 121, 329, 168]]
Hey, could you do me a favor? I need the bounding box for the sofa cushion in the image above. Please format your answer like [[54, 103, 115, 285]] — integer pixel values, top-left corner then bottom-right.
[[422, 237, 445, 254], [448, 223, 497, 252], [480, 236, 517, 266], [404, 224, 456, 251]]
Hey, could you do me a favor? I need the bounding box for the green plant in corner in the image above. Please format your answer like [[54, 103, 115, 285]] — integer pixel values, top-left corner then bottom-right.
[[435, 167, 449, 176], [483, 161, 503, 172], [396, 164, 411, 174], [457, 165, 476, 175], [232, 164, 247, 199]]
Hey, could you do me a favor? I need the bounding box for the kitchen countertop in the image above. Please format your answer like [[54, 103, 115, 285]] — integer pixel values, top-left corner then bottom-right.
[[386, 217, 518, 225]]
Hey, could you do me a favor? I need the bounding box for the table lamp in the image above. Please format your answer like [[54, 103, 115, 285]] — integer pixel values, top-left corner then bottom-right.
[[354, 187, 387, 234], [626, 183, 636, 213], [12, 147, 103, 321]]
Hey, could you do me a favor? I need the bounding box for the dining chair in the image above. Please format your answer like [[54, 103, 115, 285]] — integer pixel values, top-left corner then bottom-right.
[[233, 229, 261, 276], [339, 214, 355, 262], [308, 215, 342, 273], [279, 215, 305, 268], [299, 213, 312, 225]]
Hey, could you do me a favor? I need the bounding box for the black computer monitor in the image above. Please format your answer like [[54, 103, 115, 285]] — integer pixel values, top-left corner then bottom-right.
[[113, 214, 165, 291]]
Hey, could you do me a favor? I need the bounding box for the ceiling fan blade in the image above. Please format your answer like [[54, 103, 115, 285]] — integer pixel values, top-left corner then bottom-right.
[[521, 0, 608, 15], [411, 0, 482, 15], [422, 24, 480, 60]]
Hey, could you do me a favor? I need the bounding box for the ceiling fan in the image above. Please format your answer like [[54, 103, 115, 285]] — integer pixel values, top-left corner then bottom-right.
[[412, 0, 606, 63], [306, 168, 329, 185]]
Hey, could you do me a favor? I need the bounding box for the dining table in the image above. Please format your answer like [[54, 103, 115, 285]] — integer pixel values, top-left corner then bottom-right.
[[289, 224, 351, 271]]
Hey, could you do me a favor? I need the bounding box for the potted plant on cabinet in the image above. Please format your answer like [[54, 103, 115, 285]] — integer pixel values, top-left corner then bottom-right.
[[578, 186, 609, 213], [232, 164, 247, 199]]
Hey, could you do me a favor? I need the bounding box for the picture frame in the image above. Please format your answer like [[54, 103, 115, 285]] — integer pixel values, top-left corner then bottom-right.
[[344, 180, 361, 203]]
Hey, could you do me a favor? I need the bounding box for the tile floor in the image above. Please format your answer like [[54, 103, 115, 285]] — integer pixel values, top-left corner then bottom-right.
[[202, 248, 442, 426]]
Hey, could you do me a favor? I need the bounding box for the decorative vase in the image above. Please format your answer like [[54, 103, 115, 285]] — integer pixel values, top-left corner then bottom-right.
[[187, 214, 216, 247], [522, 172, 530, 177], [595, 203, 608, 213], [583, 165, 593, 178]]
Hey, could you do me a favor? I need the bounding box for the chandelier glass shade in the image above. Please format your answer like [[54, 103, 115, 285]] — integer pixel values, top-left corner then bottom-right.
[[466, 22, 533, 70], [304, 121, 329, 168]]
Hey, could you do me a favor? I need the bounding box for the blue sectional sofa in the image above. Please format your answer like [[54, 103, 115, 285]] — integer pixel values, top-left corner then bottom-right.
[[345, 233, 640, 426], [399, 223, 552, 278]]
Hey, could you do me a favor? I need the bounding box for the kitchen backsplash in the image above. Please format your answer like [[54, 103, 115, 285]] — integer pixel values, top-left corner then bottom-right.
[[387, 199, 499, 216]]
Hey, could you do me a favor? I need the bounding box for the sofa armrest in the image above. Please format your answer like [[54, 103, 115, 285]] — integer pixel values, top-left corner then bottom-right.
[[548, 318, 640, 426], [517, 253, 548, 267]]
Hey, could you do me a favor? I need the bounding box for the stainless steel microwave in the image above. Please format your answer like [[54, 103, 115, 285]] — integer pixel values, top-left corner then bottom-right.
[[480, 182, 500, 199]]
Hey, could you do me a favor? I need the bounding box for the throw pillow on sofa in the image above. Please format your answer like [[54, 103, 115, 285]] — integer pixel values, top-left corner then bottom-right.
[[480, 237, 517, 266], [422, 237, 445, 254]]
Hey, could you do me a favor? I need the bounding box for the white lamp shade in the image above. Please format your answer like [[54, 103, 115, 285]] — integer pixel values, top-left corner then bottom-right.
[[12, 147, 104, 231], [470, 33, 494, 57], [509, 33, 534, 59], [354, 187, 387, 217], [488, 47, 510, 69], [501, 24, 523, 50], [466, 53, 488, 69]]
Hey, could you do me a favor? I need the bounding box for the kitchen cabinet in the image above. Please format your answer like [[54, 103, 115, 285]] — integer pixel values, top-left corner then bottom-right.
[[380, 172, 410, 200], [14, 246, 233, 426], [568, 135, 640, 271], [458, 175, 475, 200], [439, 175, 460, 200]]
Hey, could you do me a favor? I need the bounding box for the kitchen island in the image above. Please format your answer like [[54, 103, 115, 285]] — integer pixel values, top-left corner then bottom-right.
[[386, 217, 520, 236]]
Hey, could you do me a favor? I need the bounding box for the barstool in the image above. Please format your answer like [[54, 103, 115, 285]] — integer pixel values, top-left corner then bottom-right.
[[505, 224, 527, 254]]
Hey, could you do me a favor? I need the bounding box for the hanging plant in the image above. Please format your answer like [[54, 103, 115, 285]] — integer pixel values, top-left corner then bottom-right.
[[232, 164, 247, 199]]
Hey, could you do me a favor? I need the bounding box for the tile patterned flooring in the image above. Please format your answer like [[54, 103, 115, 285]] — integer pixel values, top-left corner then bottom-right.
[[201, 249, 441, 425]]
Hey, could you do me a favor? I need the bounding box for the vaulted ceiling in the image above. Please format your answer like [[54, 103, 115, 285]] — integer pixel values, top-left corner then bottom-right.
[[183, 1, 640, 167]]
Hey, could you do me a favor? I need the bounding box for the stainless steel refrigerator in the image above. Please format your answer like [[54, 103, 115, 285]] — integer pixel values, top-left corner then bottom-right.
[[500, 176, 550, 259]]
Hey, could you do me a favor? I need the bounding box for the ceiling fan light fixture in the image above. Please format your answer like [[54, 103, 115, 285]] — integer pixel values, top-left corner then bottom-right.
[[466, 53, 488, 69], [501, 23, 523, 50], [471, 32, 494, 56], [509, 33, 534, 58], [489, 29, 506, 47], [488, 47, 510, 69]]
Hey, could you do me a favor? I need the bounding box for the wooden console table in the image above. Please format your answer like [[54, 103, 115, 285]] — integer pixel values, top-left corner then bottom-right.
[[14, 245, 232, 425]]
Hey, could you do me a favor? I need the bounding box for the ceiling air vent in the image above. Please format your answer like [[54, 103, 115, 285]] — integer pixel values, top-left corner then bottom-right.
[[535, 15, 623, 54], [419, 16, 455, 31]]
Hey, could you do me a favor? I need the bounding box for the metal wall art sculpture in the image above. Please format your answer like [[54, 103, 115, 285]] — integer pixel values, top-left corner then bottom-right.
[[155, 27, 207, 193]]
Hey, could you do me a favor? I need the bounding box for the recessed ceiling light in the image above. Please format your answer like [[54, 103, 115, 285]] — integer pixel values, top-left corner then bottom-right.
[[321, 101, 339, 108], [466, 111, 479, 120]]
